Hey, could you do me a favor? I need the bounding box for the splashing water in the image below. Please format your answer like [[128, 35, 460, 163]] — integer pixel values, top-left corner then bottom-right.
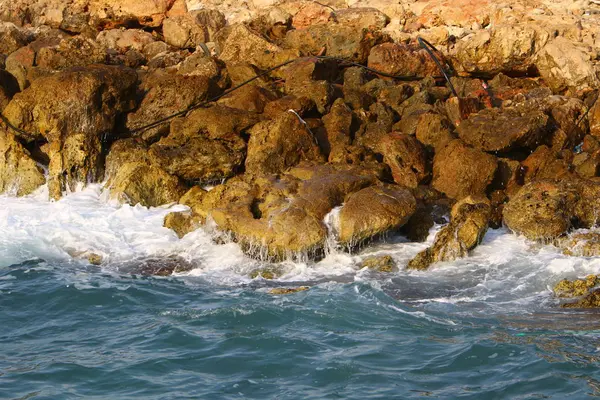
[[2, 184, 600, 399]]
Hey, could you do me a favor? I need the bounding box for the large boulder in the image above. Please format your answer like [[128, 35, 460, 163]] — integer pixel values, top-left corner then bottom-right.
[[503, 180, 580, 240], [3, 65, 137, 199], [245, 111, 324, 175], [127, 72, 218, 143], [338, 185, 416, 247], [535, 37, 600, 94], [407, 196, 491, 270], [0, 127, 46, 196], [166, 163, 381, 259], [432, 139, 497, 200], [377, 133, 429, 189], [88, 0, 174, 28], [456, 105, 549, 152]]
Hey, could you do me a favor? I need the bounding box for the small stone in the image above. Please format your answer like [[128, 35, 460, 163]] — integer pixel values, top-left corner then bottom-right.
[[268, 286, 309, 295], [361, 255, 396, 272]]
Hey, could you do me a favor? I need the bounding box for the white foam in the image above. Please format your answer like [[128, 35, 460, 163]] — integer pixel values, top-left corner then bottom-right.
[[2, 186, 600, 313]]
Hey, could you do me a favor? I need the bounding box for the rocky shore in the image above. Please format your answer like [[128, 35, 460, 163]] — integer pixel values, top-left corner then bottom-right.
[[2, 0, 600, 303]]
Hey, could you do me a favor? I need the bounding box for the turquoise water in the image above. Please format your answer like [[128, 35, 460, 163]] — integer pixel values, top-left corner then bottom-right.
[[3, 261, 600, 399], [2, 187, 600, 399]]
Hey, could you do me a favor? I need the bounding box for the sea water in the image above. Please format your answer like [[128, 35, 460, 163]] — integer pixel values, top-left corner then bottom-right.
[[1, 185, 600, 399]]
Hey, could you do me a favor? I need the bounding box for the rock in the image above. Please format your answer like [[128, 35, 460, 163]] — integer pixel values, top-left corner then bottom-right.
[[557, 232, 600, 257], [178, 53, 223, 79], [150, 121, 246, 183], [290, 2, 333, 29], [247, 7, 292, 41], [119, 256, 194, 276], [0, 69, 19, 111], [35, 36, 107, 70], [360, 255, 395, 272], [245, 111, 324, 176], [407, 196, 491, 270], [283, 23, 384, 64], [417, 0, 492, 28], [573, 151, 600, 179], [268, 286, 309, 295], [521, 145, 573, 184], [108, 162, 187, 207], [367, 43, 439, 79], [377, 133, 429, 188], [96, 29, 155, 53], [217, 85, 277, 113], [432, 139, 497, 200], [0, 127, 46, 196], [334, 7, 389, 30], [88, 0, 173, 28], [4, 45, 36, 90], [454, 24, 550, 76], [456, 105, 549, 153], [414, 113, 455, 150], [535, 37, 600, 94], [127, 72, 218, 143], [590, 100, 600, 139], [169, 104, 259, 140], [163, 185, 207, 237], [263, 95, 315, 119], [562, 289, 600, 308], [502, 180, 580, 240], [204, 164, 379, 260], [0, 22, 29, 55], [215, 23, 298, 70], [249, 265, 284, 279], [322, 98, 353, 161], [554, 274, 598, 298], [3, 65, 137, 199], [338, 185, 416, 247], [163, 9, 226, 49]]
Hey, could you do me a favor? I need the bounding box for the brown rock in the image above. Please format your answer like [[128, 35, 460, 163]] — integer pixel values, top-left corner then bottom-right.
[[269, 286, 309, 295], [127, 72, 218, 143], [562, 289, 600, 308], [0, 69, 19, 111], [535, 37, 600, 94], [3, 65, 137, 199], [291, 2, 333, 29], [95, 29, 155, 53], [283, 23, 384, 64], [338, 185, 416, 246], [367, 43, 439, 79], [432, 139, 497, 200], [0, 22, 29, 55], [415, 113, 455, 150], [245, 111, 324, 175], [521, 145, 573, 184], [216, 23, 299, 70], [407, 196, 491, 270], [557, 232, 600, 257], [150, 125, 246, 184], [108, 162, 187, 207], [217, 85, 277, 113], [88, 0, 173, 28], [454, 24, 550, 76], [334, 7, 389, 30], [35, 36, 107, 70], [378, 133, 429, 188], [360, 255, 396, 272], [456, 106, 548, 152], [163, 10, 226, 49], [503, 180, 580, 240], [0, 126, 46, 196], [322, 98, 353, 161]]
